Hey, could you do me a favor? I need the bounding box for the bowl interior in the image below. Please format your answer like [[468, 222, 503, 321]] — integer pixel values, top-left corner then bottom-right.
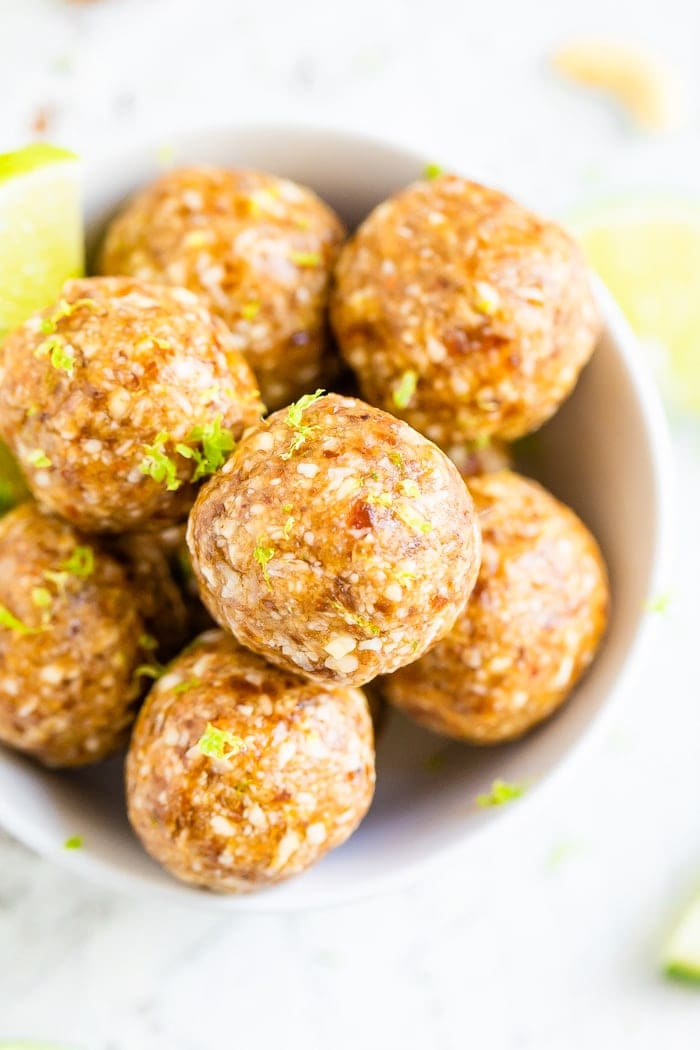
[[0, 126, 671, 909]]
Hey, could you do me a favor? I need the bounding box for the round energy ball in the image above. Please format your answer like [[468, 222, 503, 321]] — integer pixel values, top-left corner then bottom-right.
[[382, 471, 609, 743], [0, 276, 263, 533], [187, 393, 481, 686], [98, 167, 346, 410], [331, 175, 601, 444], [0, 503, 147, 767], [126, 630, 375, 893]]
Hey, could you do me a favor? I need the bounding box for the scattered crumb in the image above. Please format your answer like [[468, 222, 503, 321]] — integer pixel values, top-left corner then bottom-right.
[[29, 106, 54, 136], [476, 778, 526, 808]]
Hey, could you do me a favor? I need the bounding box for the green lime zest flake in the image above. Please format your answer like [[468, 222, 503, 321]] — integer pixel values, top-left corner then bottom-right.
[[401, 478, 420, 498], [280, 388, 325, 459], [139, 632, 158, 651], [27, 449, 52, 469], [367, 491, 393, 508], [645, 592, 671, 613], [134, 663, 165, 682], [176, 414, 235, 481], [64, 835, 83, 850], [49, 340, 75, 375], [331, 599, 380, 636], [254, 539, 275, 591], [197, 722, 248, 760], [423, 162, 443, 180], [31, 586, 52, 608], [139, 431, 181, 491], [476, 778, 526, 808], [0, 602, 44, 636], [392, 369, 418, 410], [172, 677, 202, 695], [396, 503, 432, 535], [241, 300, 261, 321], [473, 280, 500, 316], [468, 434, 491, 451], [61, 544, 94, 577], [289, 250, 321, 267], [283, 515, 295, 539], [40, 296, 98, 334], [388, 450, 404, 468], [43, 569, 68, 592]]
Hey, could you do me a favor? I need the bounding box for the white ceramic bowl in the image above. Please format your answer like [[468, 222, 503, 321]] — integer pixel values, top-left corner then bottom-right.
[[0, 125, 673, 909]]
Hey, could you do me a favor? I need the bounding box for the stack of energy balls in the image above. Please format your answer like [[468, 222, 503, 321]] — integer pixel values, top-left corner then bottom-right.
[[0, 166, 609, 894]]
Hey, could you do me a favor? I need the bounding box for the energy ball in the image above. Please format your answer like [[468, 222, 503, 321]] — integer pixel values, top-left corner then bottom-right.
[[126, 630, 375, 893], [98, 167, 346, 410], [0, 276, 263, 533], [187, 393, 481, 686], [331, 175, 601, 444], [382, 471, 609, 743], [0, 503, 146, 767]]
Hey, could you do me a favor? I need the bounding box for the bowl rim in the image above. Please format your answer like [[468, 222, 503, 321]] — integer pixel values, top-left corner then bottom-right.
[[0, 121, 675, 911]]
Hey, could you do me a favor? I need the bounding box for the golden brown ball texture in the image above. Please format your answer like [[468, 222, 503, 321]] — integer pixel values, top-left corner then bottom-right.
[[331, 176, 600, 444], [187, 394, 481, 687], [382, 471, 609, 743], [126, 630, 375, 894], [0, 503, 147, 767], [0, 277, 262, 533], [98, 167, 346, 410]]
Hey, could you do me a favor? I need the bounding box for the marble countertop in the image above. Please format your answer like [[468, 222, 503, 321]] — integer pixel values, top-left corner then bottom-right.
[[1, 1, 700, 1046]]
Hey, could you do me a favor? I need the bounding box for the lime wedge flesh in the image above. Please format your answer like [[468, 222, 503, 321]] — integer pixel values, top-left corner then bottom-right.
[[572, 197, 700, 415], [663, 890, 700, 983], [0, 143, 83, 341]]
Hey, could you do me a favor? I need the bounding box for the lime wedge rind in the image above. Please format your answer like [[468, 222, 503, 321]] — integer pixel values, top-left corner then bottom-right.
[[662, 890, 700, 985], [0, 143, 84, 341]]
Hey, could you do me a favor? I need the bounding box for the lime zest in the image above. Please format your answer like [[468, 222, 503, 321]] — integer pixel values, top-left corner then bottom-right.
[[476, 778, 526, 808], [423, 162, 443, 180], [62, 545, 94, 578], [280, 388, 325, 459], [396, 502, 432, 535], [172, 677, 202, 695], [283, 515, 295, 539], [64, 835, 83, 850], [134, 663, 165, 682], [139, 432, 181, 491], [197, 722, 248, 760], [241, 301, 261, 321], [401, 478, 420, 498], [175, 414, 235, 481], [392, 370, 418, 410], [254, 539, 275, 591], [0, 602, 44, 636], [40, 296, 98, 334], [31, 586, 52, 609], [139, 632, 158, 651], [27, 449, 52, 469], [331, 599, 380, 636], [289, 251, 321, 267]]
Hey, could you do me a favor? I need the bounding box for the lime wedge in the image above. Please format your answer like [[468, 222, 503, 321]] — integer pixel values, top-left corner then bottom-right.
[[571, 197, 700, 415], [0, 143, 83, 341], [663, 890, 700, 984]]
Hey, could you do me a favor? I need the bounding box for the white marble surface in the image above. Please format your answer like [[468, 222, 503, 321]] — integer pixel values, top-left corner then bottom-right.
[[1, 0, 700, 1046]]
